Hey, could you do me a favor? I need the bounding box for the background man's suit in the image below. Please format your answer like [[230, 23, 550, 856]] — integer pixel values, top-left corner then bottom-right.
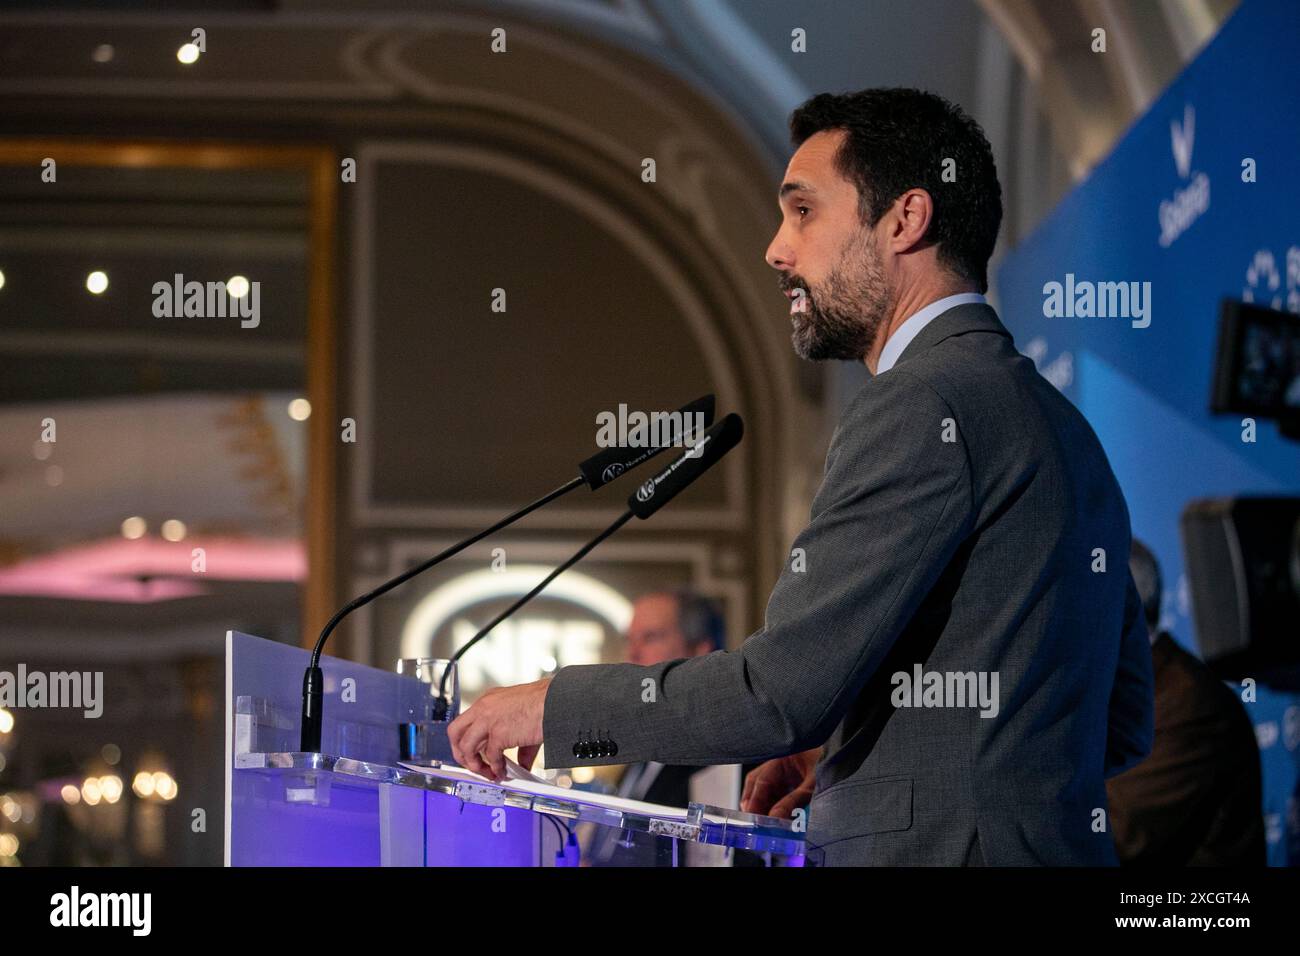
[[1106, 632, 1265, 866], [543, 302, 1155, 865], [588, 762, 764, 866]]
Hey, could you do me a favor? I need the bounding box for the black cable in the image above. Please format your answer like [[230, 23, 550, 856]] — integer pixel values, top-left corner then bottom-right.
[[543, 813, 566, 843]]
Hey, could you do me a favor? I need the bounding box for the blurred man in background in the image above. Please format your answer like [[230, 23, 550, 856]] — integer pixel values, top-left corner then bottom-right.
[[589, 589, 747, 866], [1105, 540, 1266, 865]]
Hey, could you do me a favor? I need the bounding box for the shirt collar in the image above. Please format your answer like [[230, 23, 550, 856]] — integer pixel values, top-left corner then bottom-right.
[[874, 292, 987, 375]]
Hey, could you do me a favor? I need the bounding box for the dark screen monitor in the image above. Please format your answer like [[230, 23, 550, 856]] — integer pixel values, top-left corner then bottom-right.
[[1211, 298, 1300, 421]]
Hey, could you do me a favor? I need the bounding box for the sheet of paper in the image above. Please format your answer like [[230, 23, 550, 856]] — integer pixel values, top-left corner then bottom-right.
[[503, 756, 545, 783], [398, 760, 704, 822]]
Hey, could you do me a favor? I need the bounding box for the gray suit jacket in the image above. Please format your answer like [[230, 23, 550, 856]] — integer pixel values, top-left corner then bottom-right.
[[543, 303, 1154, 865]]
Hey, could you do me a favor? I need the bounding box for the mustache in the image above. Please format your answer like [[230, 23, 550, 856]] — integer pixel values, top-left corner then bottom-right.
[[780, 276, 811, 297]]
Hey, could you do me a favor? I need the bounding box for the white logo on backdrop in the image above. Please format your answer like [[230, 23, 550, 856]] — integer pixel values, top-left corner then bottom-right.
[[1242, 246, 1300, 313], [1158, 104, 1210, 248]]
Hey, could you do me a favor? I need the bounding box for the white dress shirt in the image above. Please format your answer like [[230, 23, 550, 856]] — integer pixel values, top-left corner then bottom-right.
[[875, 292, 987, 375]]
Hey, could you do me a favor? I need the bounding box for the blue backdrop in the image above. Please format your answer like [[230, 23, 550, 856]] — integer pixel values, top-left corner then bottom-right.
[[995, 0, 1300, 866]]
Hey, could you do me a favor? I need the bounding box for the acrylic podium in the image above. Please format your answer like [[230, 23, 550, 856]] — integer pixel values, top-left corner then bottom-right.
[[225, 631, 805, 866]]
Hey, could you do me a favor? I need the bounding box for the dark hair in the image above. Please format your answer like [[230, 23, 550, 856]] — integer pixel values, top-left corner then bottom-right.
[[1128, 538, 1162, 632], [671, 589, 725, 653], [789, 88, 1003, 292]]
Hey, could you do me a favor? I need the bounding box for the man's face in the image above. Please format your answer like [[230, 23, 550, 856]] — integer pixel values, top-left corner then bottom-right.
[[624, 594, 704, 666], [765, 129, 893, 362]]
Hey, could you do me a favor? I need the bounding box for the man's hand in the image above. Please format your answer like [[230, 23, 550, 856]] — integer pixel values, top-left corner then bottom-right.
[[740, 748, 819, 818], [447, 677, 552, 782]]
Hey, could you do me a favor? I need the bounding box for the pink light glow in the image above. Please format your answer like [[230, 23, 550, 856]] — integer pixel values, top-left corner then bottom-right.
[[0, 536, 306, 602]]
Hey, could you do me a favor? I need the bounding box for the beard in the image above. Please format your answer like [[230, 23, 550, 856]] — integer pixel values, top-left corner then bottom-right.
[[786, 229, 890, 362]]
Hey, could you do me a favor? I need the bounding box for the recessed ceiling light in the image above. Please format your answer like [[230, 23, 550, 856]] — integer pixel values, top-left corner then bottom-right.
[[177, 43, 200, 65], [86, 270, 109, 294], [92, 44, 114, 64]]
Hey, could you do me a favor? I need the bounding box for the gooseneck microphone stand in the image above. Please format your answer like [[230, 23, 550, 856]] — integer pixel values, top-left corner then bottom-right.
[[299, 476, 584, 753], [298, 393, 717, 753], [434, 412, 744, 709]]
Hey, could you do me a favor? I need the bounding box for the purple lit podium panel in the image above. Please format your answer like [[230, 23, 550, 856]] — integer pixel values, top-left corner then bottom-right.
[[224, 631, 805, 867], [225, 631, 543, 866]]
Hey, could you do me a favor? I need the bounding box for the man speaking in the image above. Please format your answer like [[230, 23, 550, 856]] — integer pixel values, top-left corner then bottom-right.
[[449, 88, 1154, 866]]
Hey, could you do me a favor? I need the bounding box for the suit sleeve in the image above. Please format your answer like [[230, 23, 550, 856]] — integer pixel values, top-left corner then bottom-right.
[[542, 371, 975, 768], [1103, 571, 1155, 778]]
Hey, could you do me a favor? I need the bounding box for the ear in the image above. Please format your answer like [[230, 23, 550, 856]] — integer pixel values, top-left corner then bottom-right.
[[886, 187, 934, 253]]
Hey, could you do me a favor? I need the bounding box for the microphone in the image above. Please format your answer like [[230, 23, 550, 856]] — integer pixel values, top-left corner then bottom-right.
[[627, 412, 743, 519], [299, 395, 716, 753], [440, 413, 744, 708]]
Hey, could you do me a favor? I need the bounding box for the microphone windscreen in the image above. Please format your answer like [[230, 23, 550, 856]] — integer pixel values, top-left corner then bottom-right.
[[578, 394, 715, 490], [627, 413, 743, 519]]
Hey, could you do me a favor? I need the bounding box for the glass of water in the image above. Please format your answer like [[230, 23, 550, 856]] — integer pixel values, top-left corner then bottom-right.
[[395, 657, 459, 763]]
